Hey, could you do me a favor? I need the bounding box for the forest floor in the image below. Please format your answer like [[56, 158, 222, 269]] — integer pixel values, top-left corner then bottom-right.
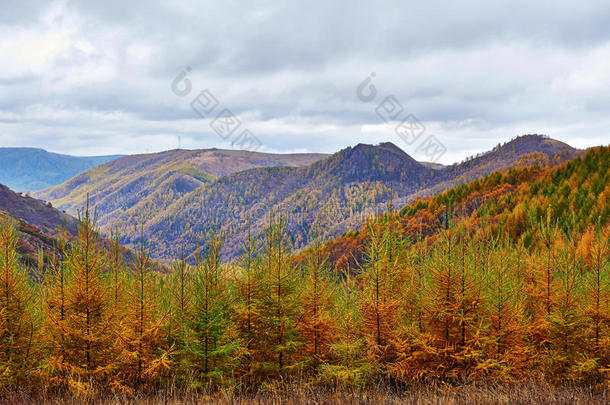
[[1, 381, 608, 405]]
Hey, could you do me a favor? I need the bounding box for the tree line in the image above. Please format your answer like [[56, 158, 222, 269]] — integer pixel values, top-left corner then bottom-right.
[[0, 204, 608, 399]]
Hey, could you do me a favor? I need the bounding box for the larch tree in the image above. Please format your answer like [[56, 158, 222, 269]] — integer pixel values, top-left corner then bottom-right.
[[255, 211, 301, 379], [428, 226, 458, 346], [107, 230, 126, 311], [579, 223, 609, 361], [389, 225, 434, 383], [451, 222, 486, 375], [321, 270, 371, 386], [49, 203, 118, 397], [117, 230, 168, 392], [481, 233, 528, 379], [358, 211, 404, 371], [298, 237, 335, 376], [546, 226, 586, 378], [183, 230, 236, 386], [233, 219, 263, 380], [525, 214, 560, 355], [43, 227, 70, 386], [405, 224, 428, 335], [164, 251, 192, 380], [540, 214, 559, 318], [423, 221, 470, 380], [0, 216, 39, 389], [574, 222, 610, 381]]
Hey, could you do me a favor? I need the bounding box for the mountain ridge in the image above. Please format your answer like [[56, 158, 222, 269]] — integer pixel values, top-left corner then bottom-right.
[[0, 147, 123, 192], [312, 143, 608, 273], [36, 135, 581, 262]]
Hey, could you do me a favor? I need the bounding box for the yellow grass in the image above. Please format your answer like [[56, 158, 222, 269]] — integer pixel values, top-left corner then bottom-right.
[[1, 381, 608, 405]]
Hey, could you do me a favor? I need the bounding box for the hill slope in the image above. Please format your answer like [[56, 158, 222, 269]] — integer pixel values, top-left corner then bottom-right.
[[34, 149, 328, 233], [0, 183, 166, 272], [0, 183, 79, 237], [316, 144, 608, 273], [0, 182, 80, 269], [142, 142, 431, 259], [138, 136, 578, 261], [0, 147, 122, 191], [37, 135, 579, 261]]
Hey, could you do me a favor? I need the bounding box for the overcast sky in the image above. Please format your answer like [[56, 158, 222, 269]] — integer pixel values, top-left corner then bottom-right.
[[1, 0, 610, 164]]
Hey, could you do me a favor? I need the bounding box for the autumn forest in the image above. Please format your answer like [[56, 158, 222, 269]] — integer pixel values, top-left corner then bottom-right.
[[0, 146, 608, 403]]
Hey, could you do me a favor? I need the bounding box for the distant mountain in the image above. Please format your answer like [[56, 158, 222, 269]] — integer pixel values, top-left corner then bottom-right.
[[141, 142, 431, 260], [37, 135, 580, 262], [405, 134, 580, 204], [0, 147, 123, 192], [142, 135, 578, 261], [35, 149, 329, 236]]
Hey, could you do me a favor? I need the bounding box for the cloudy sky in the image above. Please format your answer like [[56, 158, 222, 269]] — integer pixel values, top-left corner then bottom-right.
[[1, 0, 610, 164]]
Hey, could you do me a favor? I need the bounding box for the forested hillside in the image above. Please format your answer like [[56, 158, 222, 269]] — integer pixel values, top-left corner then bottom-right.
[[1, 145, 607, 402], [0, 184, 79, 270], [0, 183, 79, 236], [319, 145, 607, 273], [34, 149, 328, 249], [34, 135, 579, 262], [0, 182, 163, 275], [133, 135, 578, 261]]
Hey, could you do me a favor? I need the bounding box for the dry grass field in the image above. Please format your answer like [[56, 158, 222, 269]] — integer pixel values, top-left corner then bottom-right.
[[1, 381, 608, 405]]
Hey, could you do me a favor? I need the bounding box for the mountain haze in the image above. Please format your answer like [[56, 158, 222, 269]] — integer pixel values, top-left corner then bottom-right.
[[0, 147, 122, 192]]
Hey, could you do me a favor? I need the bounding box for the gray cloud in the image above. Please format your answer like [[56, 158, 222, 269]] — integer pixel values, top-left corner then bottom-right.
[[0, 0, 609, 163]]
